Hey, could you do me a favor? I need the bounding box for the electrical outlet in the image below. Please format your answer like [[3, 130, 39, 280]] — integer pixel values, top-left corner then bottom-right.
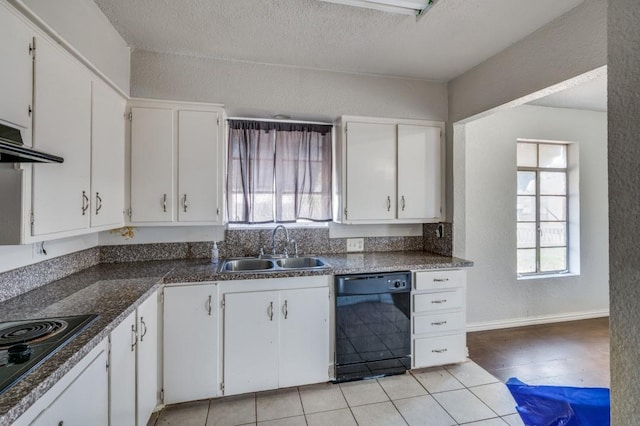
[[346, 238, 364, 252]]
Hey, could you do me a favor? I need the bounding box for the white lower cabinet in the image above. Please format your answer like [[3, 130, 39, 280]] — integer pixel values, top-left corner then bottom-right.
[[163, 283, 218, 404], [412, 269, 467, 368], [15, 339, 109, 426], [222, 279, 330, 396], [109, 310, 136, 426], [108, 290, 159, 426]]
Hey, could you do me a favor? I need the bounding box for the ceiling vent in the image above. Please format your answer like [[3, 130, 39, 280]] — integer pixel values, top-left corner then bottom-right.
[[318, 0, 437, 16]]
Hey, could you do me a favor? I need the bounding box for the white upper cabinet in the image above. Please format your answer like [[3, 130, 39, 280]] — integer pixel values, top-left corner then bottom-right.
[[129, 99, 225, 226], [130, 106, 175, 223], [335, 116, 444, 224], [91, 80, 126, 228], [0, 3, 33, 130], [31, 35, 92, 236], [178, 110, 221, 222], [345, 122, 397, 221], [397, 124, 442, 220]]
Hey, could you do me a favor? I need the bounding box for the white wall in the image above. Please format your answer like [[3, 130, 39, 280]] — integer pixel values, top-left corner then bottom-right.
[[131, 50, 447, 122], [16, 0, 130, 94], [0, 234, 98, 273], [448, 0, 605, 124], [459, 105, 608, 328], [608, 0, 640, 419], [444, 0, 606, 221]]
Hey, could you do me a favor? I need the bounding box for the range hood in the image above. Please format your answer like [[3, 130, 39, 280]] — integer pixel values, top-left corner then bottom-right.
[[0, 122, 63, 163]]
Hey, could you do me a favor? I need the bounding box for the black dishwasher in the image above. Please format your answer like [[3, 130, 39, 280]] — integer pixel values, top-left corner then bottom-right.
[[334, 271, 411, 382]]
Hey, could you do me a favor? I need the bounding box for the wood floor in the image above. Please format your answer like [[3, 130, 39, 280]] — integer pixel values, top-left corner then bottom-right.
[[467, 317, 610, 388]]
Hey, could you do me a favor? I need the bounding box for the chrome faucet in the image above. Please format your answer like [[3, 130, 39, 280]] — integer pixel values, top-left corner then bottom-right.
[[271, 224, 289, 256]]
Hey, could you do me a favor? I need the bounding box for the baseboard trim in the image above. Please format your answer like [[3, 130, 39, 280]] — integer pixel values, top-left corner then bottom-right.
[[466, 309, 609, 332]]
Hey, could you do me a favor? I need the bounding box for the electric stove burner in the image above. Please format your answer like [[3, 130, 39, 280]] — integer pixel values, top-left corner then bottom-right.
[[0, 320, 68, 348], [0, 314, 98, 396]]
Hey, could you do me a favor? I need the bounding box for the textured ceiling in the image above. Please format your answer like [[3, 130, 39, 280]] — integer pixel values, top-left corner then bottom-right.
[[93, 0, 584, 82]]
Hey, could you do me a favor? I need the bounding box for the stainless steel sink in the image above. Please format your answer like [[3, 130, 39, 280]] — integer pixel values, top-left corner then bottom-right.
[[276, 257, 326, 269], [221, 258, 276, 272], [220, 256, 329, 273]]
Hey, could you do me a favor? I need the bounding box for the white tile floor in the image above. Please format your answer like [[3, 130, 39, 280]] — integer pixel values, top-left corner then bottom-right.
[[150, 360, 525, 426]]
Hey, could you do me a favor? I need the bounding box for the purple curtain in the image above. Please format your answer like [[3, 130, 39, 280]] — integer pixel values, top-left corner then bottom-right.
[[227, 120, 332, 223]]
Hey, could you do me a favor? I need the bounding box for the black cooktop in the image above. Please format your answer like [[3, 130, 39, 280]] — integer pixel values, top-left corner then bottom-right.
[[0, 314, 98, 395]]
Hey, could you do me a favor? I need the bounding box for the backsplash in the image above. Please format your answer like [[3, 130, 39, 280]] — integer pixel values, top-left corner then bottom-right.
[[423, 222, 453, 256], [0, 248, 100, 304], [0, 224, 452, 302]]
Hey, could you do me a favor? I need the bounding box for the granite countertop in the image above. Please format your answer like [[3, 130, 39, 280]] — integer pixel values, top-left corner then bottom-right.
[[0, 251, 472, 425], [163, 251, 473, 283], [0, 261, 181, 425]]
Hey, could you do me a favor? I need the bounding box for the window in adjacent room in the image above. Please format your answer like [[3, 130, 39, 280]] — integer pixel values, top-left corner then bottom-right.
[[227, 119, 333, 224], [517, 140, 573, 276]]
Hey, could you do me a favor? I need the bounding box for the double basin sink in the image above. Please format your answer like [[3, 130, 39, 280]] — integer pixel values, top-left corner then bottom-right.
[[220, 256, 330, 273]]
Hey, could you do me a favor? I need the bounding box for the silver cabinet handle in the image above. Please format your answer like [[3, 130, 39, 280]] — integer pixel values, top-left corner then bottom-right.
[[162, 194, 167, 212], [140, 317, 147, 342], [433, 278, 449, 282], [95, 192, 102, 215], [431, 321, 447, 326], [81, 191, 89, 215], [268, 302, 274, 321], [283, 300, 288, 319], [387, 196, 391, 211], [183, 194, 188, 212], [401, 195, 406, 211], [432, 348, 448, 353], [207, 295, 212, 316], [131, 324, 137, 352], [431, 299, 448, 304]]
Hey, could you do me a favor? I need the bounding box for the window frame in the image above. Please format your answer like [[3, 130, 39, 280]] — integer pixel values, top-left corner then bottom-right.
[[517, 140, 570, 277]]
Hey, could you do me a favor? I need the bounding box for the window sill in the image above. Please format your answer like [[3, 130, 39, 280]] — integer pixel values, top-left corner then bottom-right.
[[517, 272, 580, 281]]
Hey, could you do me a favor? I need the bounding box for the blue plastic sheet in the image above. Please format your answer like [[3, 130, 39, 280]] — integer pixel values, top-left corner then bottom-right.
[[506, 378, 610, 426]]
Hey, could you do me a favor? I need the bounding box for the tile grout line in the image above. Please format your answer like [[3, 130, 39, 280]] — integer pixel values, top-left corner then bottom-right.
[[408, 368, 464, 425], [336, 381, 362, 425], [374, 377, 409, 426]]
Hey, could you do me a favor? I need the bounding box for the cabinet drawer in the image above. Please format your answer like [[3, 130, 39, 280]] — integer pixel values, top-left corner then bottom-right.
[[415, 270, 465, 290], [413, 334, 465, 368], [414, 289, 463, 313], [414, 311, 463, 335]]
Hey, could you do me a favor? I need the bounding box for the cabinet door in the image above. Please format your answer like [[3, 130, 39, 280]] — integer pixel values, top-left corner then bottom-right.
[[397, 125, 442, 220], [32, 36, 91, 235], [345, 122, 396, 221], [164, 284, 218, 404], [109, 310, 136, 426], [0, 4, 32, 129], [177, 110, 221, 223], [137, 291, 159, 426], [278, 288, 329, 388], [130, 107, 174, 223], [223, 291, 279, 395], [31, 348, 108, 426], [91, 80, 125, 228]]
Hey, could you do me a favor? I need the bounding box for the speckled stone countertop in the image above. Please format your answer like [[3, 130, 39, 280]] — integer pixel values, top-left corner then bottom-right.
[[0, 261, 183, 426], [164, 251, 473, 283], [0, 251, 471, 425]]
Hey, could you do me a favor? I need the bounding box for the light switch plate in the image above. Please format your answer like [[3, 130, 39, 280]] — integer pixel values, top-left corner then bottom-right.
[[346, 238, 364, 252]]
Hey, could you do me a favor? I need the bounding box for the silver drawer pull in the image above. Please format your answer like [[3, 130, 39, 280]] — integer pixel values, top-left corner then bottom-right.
[[431, 321, 447, 326], [432, 348, 448, 353], [431, 299, 448, 304], [433, 278, 449, 282], [268, 302, 274, 321]]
